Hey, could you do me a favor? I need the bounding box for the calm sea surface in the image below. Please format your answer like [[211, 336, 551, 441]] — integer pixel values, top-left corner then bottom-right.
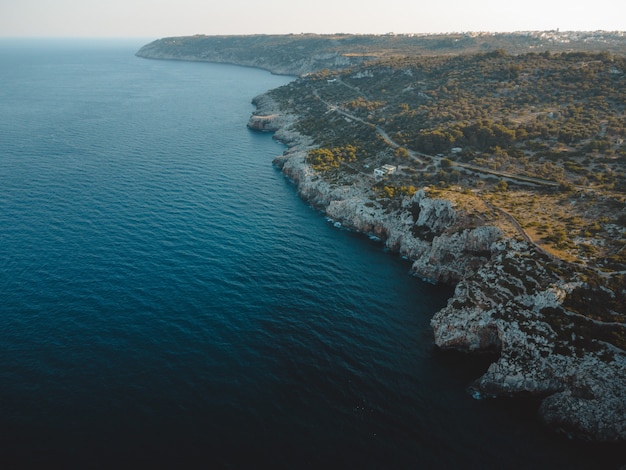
[[0, 39, 622, 468]]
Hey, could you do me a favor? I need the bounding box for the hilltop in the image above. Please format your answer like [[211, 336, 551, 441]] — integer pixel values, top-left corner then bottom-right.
[[136, 31, 626, 76], [137, 33, 626, 442]]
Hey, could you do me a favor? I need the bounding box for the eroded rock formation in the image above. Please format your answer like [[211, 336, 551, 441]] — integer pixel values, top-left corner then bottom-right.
[[249, 91, 626, 442]]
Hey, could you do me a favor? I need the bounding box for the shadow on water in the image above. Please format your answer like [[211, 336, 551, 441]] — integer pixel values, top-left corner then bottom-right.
[[432, 347, 501, 385], [432, 348, 626, 470]]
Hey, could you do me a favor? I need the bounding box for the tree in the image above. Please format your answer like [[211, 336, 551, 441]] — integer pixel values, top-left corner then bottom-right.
[[495, 179, 508, 192], [394, 147, 410, 159], [440, 158, 453, 168]]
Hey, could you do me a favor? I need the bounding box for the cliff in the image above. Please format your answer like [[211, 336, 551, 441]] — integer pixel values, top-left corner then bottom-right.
[[136, 34, 626, 442], [432, 240, 626, 441], [249, 92, 626, 442]]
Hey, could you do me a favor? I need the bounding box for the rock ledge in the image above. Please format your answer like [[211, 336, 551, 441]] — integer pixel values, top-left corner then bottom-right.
[[249, 92, 626, 442]]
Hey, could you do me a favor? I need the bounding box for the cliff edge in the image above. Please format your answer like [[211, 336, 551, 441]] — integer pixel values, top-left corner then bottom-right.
[[136, 35, 626, 442], [249, 92, 626, 442]]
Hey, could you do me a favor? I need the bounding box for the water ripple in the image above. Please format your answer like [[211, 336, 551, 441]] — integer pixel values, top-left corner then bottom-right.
[[0, 40, 618, 469]]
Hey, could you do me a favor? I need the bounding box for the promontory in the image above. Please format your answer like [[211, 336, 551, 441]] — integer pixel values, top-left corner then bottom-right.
[[137, 32, 626, 442]]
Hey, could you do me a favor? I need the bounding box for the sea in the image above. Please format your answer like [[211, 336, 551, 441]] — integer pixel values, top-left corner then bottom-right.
[[0, 39, 623, 468]]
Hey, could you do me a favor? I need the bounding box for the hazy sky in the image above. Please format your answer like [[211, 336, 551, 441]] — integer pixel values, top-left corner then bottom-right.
[[0, 0, 624, 38]]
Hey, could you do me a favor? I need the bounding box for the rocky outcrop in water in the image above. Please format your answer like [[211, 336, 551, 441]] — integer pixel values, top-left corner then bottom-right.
[[249, 91, 626, 442]]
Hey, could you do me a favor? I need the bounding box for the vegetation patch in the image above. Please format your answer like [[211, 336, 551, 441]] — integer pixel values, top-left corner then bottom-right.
[[256, 37, 626, 363], [307, 145, 359, 172]]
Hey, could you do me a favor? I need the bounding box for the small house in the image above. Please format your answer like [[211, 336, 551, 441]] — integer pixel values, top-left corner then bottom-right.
[[382, 164, 397, 174], [374, 164, 398, 178]]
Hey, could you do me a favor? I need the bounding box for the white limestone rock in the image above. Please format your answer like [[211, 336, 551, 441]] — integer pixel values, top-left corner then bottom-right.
[[250, 91, 626, 442]]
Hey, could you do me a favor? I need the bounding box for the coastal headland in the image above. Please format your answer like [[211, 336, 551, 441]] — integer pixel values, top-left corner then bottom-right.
[[137, 33, 626, 442]]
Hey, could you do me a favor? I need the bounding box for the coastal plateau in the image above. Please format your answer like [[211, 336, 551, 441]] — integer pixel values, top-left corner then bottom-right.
[[138, 34, 626, 442]]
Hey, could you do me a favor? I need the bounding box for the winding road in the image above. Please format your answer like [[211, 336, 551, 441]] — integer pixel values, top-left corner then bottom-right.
[[312, 81, 626, 277]]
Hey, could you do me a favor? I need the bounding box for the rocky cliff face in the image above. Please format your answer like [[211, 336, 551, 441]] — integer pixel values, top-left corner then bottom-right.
[[250, 91, 626, 442], [432, 239, 626, 441]]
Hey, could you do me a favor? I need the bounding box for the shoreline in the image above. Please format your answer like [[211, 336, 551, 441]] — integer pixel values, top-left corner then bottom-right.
[[248, 91, 626, 443], [135, 43, 625, 442]]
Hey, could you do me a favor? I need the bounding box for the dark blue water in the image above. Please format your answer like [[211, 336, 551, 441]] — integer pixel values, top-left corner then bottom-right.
[[0, 39, 623, 468]]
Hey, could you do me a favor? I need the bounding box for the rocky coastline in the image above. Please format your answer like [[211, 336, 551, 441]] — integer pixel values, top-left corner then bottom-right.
[[248, 92, 626, 442]]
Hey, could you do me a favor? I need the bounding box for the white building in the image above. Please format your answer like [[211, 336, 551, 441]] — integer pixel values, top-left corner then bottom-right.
[[382, 164, 397, 174], [374, 164, 397, 178]]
